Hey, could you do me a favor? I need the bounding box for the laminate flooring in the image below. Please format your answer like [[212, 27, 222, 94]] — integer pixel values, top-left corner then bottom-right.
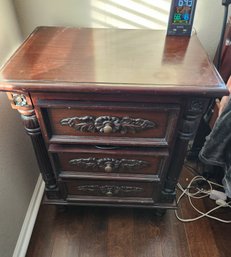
[[26, 166, 231, 257]]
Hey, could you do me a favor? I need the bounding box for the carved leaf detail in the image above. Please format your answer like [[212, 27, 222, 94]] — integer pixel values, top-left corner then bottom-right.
[[60, 116, 96, 132], [77, 185, 144, 195], [60, 115, 156, 134], [69, 157, 150, 172], [119, 117, 155, 134]]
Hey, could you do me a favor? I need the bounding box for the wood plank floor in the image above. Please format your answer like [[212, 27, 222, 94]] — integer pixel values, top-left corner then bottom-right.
[[26, 167, 231, 257]]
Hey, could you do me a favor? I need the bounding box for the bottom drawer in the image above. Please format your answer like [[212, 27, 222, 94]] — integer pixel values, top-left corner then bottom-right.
[[61, 179, 157, 199]]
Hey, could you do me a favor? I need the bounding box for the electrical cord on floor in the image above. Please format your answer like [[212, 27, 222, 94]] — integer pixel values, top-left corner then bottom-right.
[[175, 176, 231, 223]]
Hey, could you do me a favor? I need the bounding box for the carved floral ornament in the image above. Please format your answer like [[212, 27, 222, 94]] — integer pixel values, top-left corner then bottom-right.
[[60, 115, 156, 134], [12, 93, 28, 107], [69, 157, 150, 172], [189, 99, 204, 113], [77, 184, 144, 196]]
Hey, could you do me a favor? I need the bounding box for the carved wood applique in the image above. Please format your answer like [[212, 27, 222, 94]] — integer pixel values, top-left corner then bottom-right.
[[7, 92, 32, 111], [69, 157, 150, 172], [12, 94, 28, 107], [178, 98, 207, 140], [77, 184, 144, 196], [60, 115, 156, 134], [188, 99, 205, 113]]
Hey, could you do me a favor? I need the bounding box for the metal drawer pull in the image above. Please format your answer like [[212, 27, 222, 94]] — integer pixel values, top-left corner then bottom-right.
[[103, 123, 113, 134], [69, 157, 150, 172], [104, 164, 113, 173], [77, 185, 144, 196], [60, 115, 156, 134], [94, 145, 121, 150], [105, 190, 113, 196]]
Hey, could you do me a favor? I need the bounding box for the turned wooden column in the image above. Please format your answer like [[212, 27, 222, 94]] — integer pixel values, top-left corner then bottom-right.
[[7, 92, 60, 199], [160, 98, 209, 203]]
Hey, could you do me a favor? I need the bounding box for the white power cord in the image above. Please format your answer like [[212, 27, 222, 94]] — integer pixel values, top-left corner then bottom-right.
[[175, 176, 231, 223]]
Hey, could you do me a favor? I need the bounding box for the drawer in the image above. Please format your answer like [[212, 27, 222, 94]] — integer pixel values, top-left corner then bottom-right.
[[61, 179, 156, 199], [38, 101, 180, 147], [49, 144, 168, 177]]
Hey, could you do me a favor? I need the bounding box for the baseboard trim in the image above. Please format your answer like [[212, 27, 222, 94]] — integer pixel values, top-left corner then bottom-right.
[[13, 175, 45, 257]]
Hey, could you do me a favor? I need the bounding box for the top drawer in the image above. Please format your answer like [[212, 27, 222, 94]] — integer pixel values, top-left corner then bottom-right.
[[37, 100, 180, 147]]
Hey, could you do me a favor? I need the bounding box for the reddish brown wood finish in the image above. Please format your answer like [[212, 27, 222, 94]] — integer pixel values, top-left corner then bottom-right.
[[64, 179, 155, 198], [0, 27, 228, 210], [40, 102, 180, 146], [49, 144, 168, 176], [0, 27, 227, 97], [25, 167, 231, 257]]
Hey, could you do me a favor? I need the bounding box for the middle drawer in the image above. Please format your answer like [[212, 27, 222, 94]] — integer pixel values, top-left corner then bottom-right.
[[49, 144, 168, 178]]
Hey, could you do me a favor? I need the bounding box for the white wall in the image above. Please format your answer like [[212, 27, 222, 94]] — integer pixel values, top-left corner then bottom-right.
[[0, 1, 39, 257], [194, 0, 230, 59], [13, 0, 229, 59], [0, 0, 21, 62]]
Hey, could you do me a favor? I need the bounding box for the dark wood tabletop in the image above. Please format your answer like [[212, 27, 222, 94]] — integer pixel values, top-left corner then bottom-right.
[[0, 27, 227, 96]]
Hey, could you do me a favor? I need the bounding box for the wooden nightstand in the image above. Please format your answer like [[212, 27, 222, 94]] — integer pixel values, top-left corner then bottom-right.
[[0, 27, 227, 212]]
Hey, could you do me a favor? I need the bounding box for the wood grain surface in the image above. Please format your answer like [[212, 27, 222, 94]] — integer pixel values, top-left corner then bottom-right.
[[0, 27, 227, 96], [26, 166, 231, 257]]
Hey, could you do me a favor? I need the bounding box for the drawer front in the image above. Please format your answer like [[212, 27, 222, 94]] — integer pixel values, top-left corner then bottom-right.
[[49, 145, 168, 177], [38, 101, 180, 146], [62, 179, 155, 198]]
